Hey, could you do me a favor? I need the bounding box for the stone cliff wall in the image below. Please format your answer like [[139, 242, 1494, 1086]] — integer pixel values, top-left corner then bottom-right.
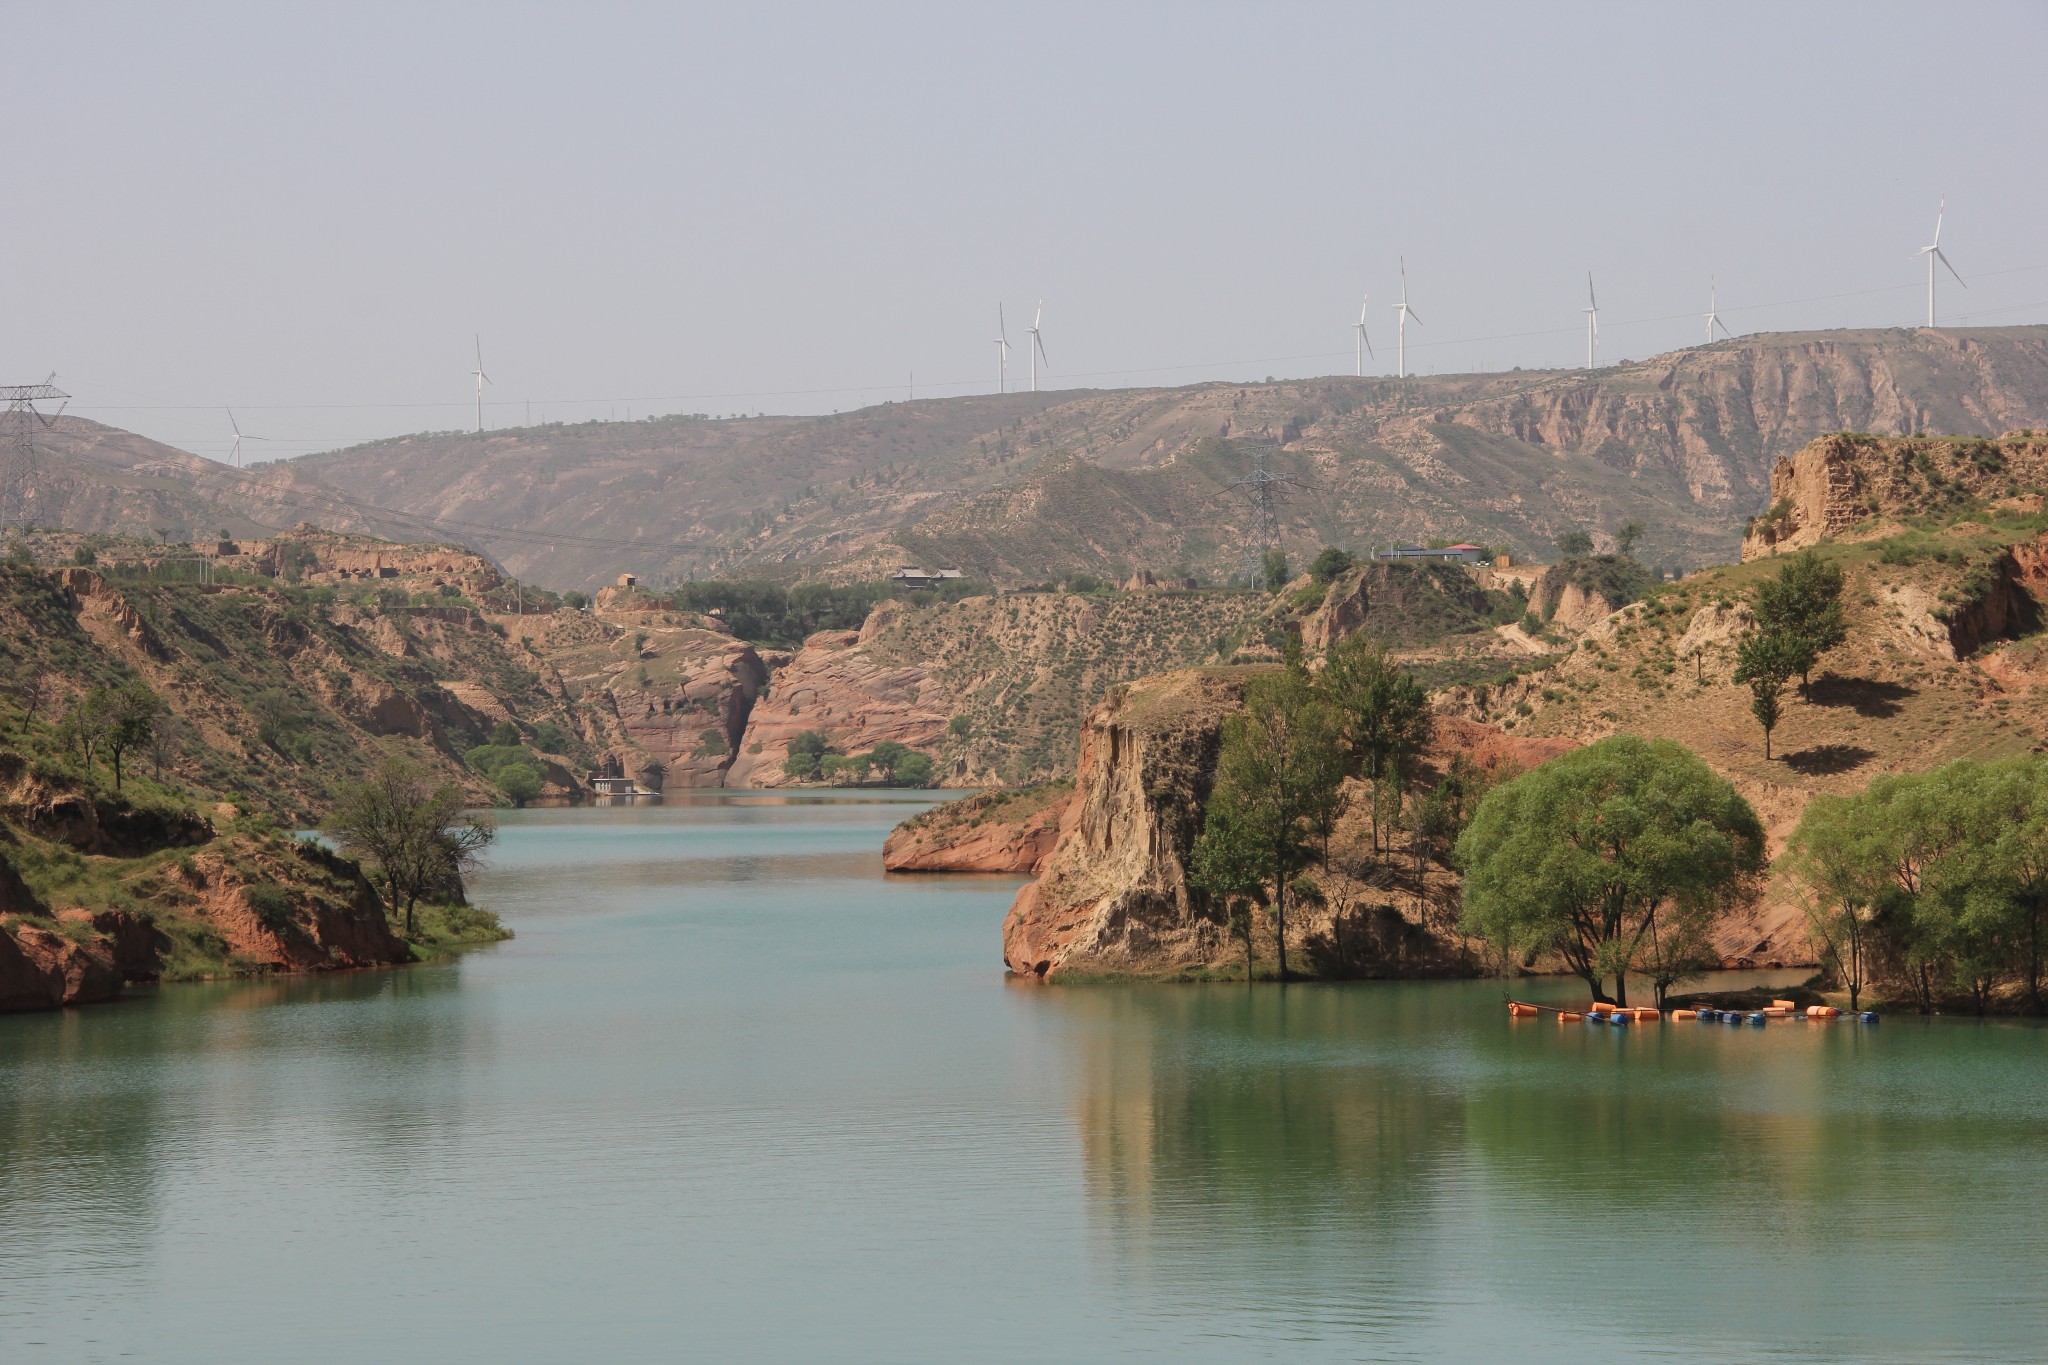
[[1002, 669, 1251, 978]]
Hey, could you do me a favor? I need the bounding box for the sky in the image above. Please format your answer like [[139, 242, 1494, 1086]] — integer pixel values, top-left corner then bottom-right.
[[4, 0, 2046, 464]]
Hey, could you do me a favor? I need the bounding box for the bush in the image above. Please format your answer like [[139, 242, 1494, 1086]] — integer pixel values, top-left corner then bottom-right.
[[1309, 547, 1354, 583], [530, 720, 571, 753], [243, 883, 293, 932], [494, 762, 543, 804]]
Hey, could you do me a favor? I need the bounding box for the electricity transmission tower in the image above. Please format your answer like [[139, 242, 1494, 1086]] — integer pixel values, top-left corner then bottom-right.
[[0, 377, 67, 539], [1222, 441, 1305, 589]]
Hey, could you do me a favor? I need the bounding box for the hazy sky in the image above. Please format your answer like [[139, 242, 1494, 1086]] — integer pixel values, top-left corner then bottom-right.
[[6, 1, 2046, 464]]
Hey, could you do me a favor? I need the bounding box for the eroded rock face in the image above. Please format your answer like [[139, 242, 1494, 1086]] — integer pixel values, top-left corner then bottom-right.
[[0, 923, 120, 1012], [725, 629, 947, 788], [882, 785, 1072, 874], [1000, 669, 1251, 978]]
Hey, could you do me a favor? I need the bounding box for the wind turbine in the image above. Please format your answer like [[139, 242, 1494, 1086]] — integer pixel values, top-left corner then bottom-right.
[[1392, 260, 1422, 378], [1704, 278, 1732, 343], [1919, 196, 1965, 327], [1353, 291, 1373, 376], [470, 335, 492, 433], [1583, 273, 1600, 369], [1027, 301, 1048, 392], [226, 407, 269, 468], [993, 306, 1010, 393]]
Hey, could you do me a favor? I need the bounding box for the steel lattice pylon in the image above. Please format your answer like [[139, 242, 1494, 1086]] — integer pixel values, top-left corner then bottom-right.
[[0, 379, 67, 537], [1223, 441, 1304, 590]]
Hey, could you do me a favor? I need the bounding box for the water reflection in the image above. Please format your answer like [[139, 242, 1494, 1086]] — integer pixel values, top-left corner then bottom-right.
[[1046, 977, 2048, 1360]]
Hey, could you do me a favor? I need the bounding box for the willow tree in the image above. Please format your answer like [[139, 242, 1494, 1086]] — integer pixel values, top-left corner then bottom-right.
[[1457, 734, 1765, 1006]]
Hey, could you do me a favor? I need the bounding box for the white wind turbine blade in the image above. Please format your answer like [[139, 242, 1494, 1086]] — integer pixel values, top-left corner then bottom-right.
[[1936, 247, 1966, 287], [1932, 194, 1946, 247], [1358, 292, 1370, 326], [1588, 272, 1598, 310], [1034, 332, 1048, 366]]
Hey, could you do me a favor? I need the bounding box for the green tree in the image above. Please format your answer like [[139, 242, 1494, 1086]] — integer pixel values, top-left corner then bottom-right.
[[102, 683, 164, 792], [1554, 530, 1594, 559], [494, 761, 543, 804], [868, 740, 912, 781], [1189, 802, 1266, 980], [489, 719, 522, 746], [893, 751, 935, 787], [1734, 628, 1798, 759], [58, 687, 114, 772], [1457, 735, 1766, 1006], [1753, 550, 1847, 692], [1318, 635, 1432, 851], [782, 729, 831, 780], [1261, 547, 1290, 591], [252, 687, 316, 763], [1199, 667, 1348, 981], [1781, 792, 1888, 1010], [1614, 521, 1645, 557], [325, 757, 496, 935], [1308, 547, 1355, 583]]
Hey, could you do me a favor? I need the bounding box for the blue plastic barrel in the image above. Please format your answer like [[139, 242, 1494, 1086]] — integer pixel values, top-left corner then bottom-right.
[[1860, 1011, 1880, 1024], [1610, 1012, 1631, 1027], [1697, 1009, 1718, 1021], [1747, 1012, 1767, 1025]]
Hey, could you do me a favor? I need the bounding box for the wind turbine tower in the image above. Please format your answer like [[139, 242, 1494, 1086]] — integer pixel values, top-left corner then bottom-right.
[[1583, 274, 1600, 369], [1704, 279, 1732, 344], [993, 306, 1010, 394], [1027, 302, 1048, 392], [470, 335, 492, 434], [1919, 196, 1965, 327], [1353, 292, 1373, 376], [226, 408, 270, 468], [1392, 260, 1422, 379]]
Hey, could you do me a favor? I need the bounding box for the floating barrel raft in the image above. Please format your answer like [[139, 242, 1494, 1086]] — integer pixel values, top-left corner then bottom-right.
[[1509, 999, 1878, 1024]]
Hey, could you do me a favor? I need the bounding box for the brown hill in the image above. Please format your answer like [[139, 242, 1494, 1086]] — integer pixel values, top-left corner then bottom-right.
[[255, 326, 2048, 592]]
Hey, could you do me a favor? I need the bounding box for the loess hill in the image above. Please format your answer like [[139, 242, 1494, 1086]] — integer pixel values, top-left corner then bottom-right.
[[36, 327, 2048, 594]]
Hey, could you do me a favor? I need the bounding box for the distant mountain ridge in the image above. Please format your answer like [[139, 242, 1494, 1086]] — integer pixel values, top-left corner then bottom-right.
[[27, 326, 2048, 591]]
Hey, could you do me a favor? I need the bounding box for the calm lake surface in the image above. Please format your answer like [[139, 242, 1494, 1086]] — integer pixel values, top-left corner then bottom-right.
[[3, 793, 2046, 1363]]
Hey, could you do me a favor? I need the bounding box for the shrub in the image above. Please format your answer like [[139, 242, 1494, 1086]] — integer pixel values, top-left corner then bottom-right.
[[243, 883, 293, 932]]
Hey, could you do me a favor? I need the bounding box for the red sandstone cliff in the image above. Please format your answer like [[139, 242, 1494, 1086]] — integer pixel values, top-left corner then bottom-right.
[[882, 781, 1073, 873]]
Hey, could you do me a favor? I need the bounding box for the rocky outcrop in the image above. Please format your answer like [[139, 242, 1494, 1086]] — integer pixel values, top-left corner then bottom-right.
[[883, 781, 1073, 873], [0, 922, 121, 1011], [1001, 669, 1251, 978], [726, 628, 947, 788], [1743, 431, 2048, 561]]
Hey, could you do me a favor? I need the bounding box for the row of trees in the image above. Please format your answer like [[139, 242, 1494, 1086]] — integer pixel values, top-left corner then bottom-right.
[[1189, 636, 1435, 979], [1786, 755, 2048, 1014], [782, 732, 934, 787]]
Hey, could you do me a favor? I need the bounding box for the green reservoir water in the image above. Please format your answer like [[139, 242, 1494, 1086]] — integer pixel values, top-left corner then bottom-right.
[[4, 793, 2047, 1363]]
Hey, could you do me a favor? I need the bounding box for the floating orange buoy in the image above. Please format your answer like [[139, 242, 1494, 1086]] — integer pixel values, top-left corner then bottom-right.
[[1772, 999, 1798, 1011], [1558, 1011, 1584, 1023], [1671, 1009, 1699, 1020], [1762, 1006, 1791, 1018], [1806, 1005, 1841, 1019], [1588, 1002, 1614, 1015], [1631, 1008, 1661, 1022], [1508, 1002, 1541, 1018]]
